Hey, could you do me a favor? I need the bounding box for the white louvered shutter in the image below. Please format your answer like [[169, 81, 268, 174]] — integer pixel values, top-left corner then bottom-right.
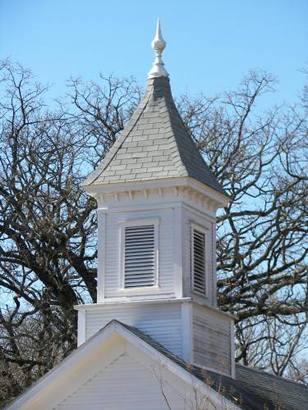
[[124, 224, 155, 288], [192, 228, 206, 295]]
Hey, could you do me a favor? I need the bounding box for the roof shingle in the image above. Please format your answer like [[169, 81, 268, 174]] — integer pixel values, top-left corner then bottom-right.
[[83, 76, 225, 195]]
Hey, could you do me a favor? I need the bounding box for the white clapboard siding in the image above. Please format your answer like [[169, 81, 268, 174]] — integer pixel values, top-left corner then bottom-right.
[[192, 304, 232, 376], [55, 353, 189, 410], [85, 302, 183, 357]]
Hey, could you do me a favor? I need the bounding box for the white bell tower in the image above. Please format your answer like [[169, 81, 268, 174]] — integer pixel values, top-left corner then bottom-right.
[[76, 21, 235, 378]]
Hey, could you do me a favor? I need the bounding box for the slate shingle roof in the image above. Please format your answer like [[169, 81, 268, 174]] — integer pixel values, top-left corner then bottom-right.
[[119, 320, 308, 410], [83, 76, 225, 195], [235, 365, 308, 410]]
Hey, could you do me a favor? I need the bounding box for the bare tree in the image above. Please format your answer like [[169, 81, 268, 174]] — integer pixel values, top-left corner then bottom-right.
[[235, 315, 307, 377], [178, 71, 307, 376], [0, 61, 307, 404], [0, 61, 140, 403]]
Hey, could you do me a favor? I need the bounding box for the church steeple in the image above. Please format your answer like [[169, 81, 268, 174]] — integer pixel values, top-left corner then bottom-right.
[[82, 21, 226, 199], [78, 21, 234, 378]]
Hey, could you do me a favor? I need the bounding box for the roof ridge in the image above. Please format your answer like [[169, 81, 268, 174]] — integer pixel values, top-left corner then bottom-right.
[[158, 85, 192, 178], [161, 83, 203, 177]]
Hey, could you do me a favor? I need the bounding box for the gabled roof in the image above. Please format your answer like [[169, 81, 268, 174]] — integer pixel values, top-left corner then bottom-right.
[[6, 320, 238, 410], [7, 320, 308, 410], [82, 76, 226, 196], [120, 321, 308, 410]]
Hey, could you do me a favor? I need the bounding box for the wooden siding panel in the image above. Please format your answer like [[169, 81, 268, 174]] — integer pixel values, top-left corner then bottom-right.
[[85, 302, 183, 357], [182, 206, 191, 295], [192, 304, 232, 376], [55, 353, 187, 410]]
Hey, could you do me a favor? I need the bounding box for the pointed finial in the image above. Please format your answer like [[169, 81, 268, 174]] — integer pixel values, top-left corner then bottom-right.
[[148, 19, 169, 79]]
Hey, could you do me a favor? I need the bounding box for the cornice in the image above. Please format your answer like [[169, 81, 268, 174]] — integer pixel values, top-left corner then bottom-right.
[[84, 176, 229, 209]]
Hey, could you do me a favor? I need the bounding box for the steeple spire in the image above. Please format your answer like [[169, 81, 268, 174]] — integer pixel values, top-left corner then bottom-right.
[[83, 18, 227, 197], [148, 19, 169, 79]]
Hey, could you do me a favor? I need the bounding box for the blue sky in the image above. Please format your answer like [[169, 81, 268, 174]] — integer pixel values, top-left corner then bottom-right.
[[1, 0, 307, 105]]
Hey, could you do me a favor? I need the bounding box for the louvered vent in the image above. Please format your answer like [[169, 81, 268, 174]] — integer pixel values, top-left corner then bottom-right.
[[124, 224, 155, 288], [192, 228, 206, 295]]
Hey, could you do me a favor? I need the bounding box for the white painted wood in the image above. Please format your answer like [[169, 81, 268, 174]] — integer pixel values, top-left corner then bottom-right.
[[85, 176, 229, 209], [55, 352, 182, 410], [173, 203, 183, 297], [85, 301, 183, 357], [191, 223, 209, 296], [182, 204, 216, 305], [77, 309, 86, 347], [120, 218, 159, 289], [8, 322, 239, 410], [192, 303, 234, 377], [79, 299, 234, 377], [96, 186, 218, 219], [93, 178, 224, 308], [211, 220, 217, 307], [230, 320, 236, 378], [99, 204, 176, 301], [181, 302, 193, 362], [96, 209, 106, 302], [96, 189, 218, 303], [79, 159, 234, 380]]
